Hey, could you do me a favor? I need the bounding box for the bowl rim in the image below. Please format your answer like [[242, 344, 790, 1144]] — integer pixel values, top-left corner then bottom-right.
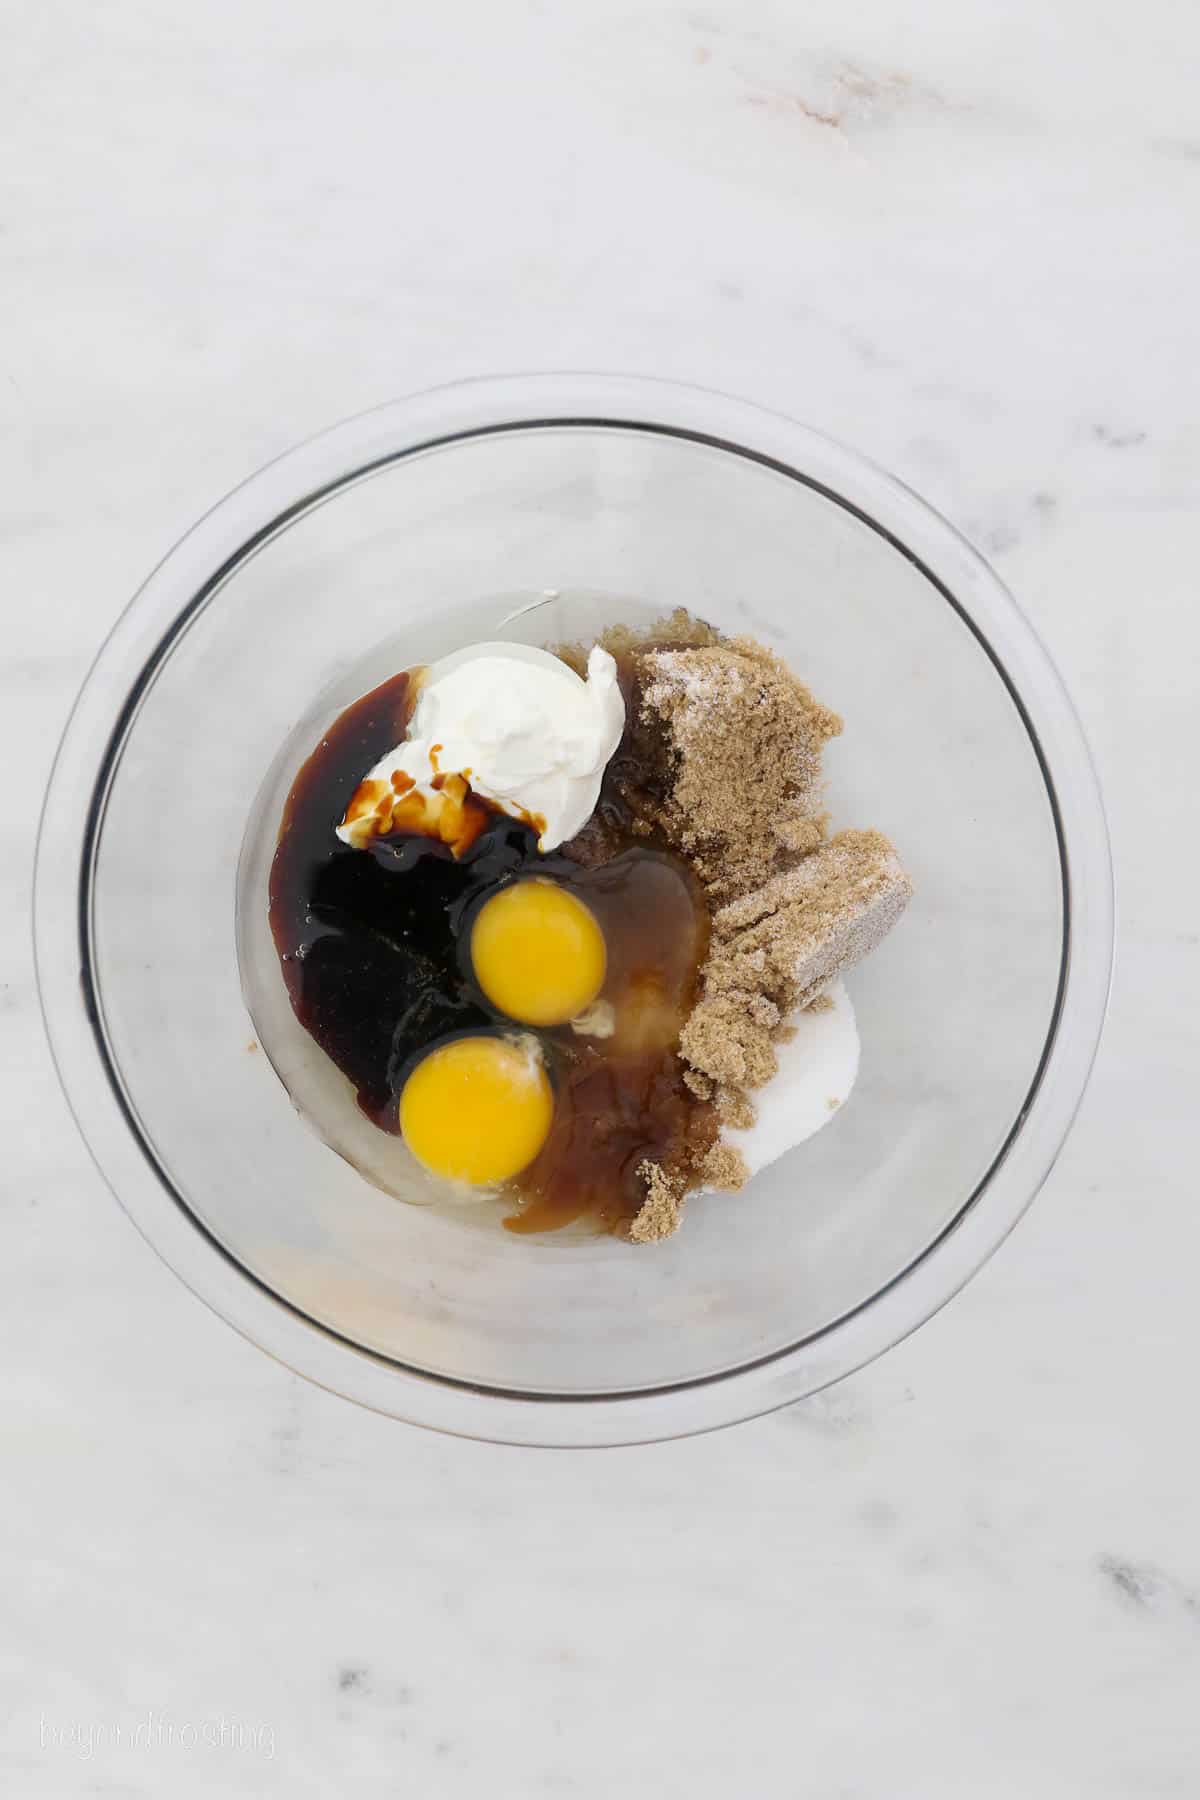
[[33, 372, 1114, 1446]]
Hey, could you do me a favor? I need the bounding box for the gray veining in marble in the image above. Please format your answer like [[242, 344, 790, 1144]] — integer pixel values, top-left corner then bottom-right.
[[3, 0, 1198, 1793]]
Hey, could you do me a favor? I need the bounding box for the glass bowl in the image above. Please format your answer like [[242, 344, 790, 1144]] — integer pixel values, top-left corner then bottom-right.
[[34, 375, 1113, 1446]]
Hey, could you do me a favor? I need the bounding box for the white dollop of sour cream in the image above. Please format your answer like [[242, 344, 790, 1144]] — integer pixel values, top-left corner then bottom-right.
[[336, 642, 625, 853]]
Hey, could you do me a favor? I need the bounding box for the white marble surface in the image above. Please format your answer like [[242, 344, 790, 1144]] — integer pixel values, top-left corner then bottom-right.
[[3, 1, 1198, 1792]]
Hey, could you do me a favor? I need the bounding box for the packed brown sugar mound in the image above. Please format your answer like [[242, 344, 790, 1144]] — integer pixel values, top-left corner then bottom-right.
[[598, 617, 912, 1244], [639, 640, 842, 899], [681, 830, 913, 1096]]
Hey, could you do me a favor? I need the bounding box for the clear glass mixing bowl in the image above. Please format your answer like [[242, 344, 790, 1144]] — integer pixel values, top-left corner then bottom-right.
[[34, 375, 1113, 1445]]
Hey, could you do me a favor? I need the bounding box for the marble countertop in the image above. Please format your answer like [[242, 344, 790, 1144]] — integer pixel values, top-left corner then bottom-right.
[[4, 1, 1198, 1793]]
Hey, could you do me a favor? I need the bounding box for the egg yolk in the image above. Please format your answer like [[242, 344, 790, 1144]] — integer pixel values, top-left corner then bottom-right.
[[470, 879, 607, 1026], [399, 1035, 553, 1186]]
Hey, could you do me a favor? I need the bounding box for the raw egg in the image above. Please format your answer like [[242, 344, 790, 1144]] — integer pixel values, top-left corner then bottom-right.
[[470, 879, 607, 1026], [398, 1034, 553, 1185]]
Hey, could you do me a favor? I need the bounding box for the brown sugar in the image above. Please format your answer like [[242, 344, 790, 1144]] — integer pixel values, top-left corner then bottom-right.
[[627, 1140, 748, 1245], [680, 830, 913, 1097], [712, 830, 913, 1008], [702, 1140, 749, 1191], [638, 639, 842, 900], [627, 1161, 684, 1244], [553, 608, 723, 678], [556, 613, 911, 1246]]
